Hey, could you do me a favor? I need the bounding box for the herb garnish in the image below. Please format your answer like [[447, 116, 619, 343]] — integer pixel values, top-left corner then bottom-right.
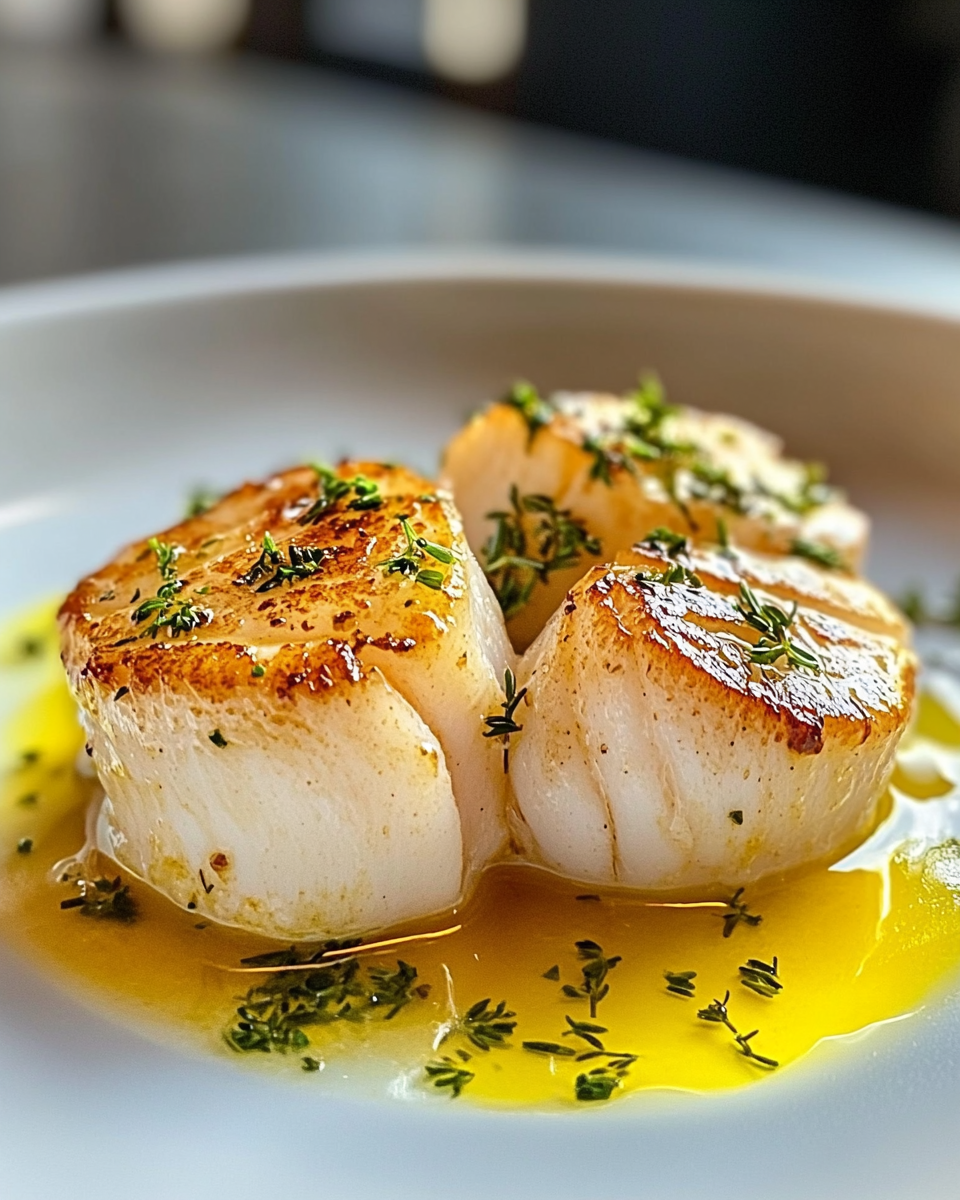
[[482, 487, 600, 618], [739, 956, 782, 998], [234, 532, 328, 592], [542, 964, 561, 981], [718, 887, 762, 938], [697, 990, 778, 1068], [60, 874, 137, 921], [425, 1058, 475, 1098], [664, 970, 697, 999], [440, 998, 518, 1053], [503, 380, 554, 443], [132, 537, 212, 639], [16, 837, 33, 854], [729, 810, 744, 825], [380, 517, 454, 590], [791, 539, 844, 570], [735, 581, 820, 672], [209, 729, 228, 749], [522, 1040, 577, 1057], [298, 465, 383, 524], [560, 940, 622, 1017], [225, 943, 429, 1054], [185, 487, 221, 518], [482, 668, 527, 772], [637, 561, 704, 588], [575, 1067, 625, 1101], [301, 1056, 322, 1072]]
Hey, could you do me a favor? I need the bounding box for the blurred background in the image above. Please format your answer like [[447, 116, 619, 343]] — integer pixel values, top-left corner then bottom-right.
[[4, 0, 960, 291]]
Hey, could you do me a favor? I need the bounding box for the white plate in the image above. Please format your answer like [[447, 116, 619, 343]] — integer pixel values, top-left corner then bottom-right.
[[2, 251, 960, 1200]]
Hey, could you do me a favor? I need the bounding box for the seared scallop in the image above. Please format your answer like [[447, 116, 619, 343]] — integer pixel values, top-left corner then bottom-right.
[[59, 463, 514, 940], [442, 382, 869, 650], [509, 533, 914, 891]]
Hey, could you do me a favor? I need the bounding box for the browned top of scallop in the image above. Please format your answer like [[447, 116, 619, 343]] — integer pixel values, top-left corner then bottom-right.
[[562, 537, 914, 755], [59, 462, 467, 696]]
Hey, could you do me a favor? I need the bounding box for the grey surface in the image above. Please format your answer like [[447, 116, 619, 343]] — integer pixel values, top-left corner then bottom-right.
[[6, 44, 960, 302]]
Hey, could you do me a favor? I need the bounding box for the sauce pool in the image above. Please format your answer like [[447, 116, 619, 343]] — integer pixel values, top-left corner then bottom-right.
[[3, 599, 960, 1108]]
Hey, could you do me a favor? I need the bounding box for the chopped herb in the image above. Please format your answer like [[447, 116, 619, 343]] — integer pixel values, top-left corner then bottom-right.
[[17, 635, 44, 658], [483, 486, 600, 618], [130, 537, 213, 639], [482, 667, 527, 772], [298, 465, 384, 524], [640, 526, 689, 558], [17, 792, 38, 808], [251, 663, 266, 678], [664, 970, 697, 999], [562, 1015, 608, 1051], [729, 810, 744, 826], [739, 956, 782, 998], [560, 940, 621, 1017], [209, 729, 228, 748], [114, 686, 129, 701], [380, 517, 454, 590], [687, 462, 749, 514], [235, 532, 328, 592], [523, 1040, 577, 1057], [718, 887, 762, 938], [301, 1056, 322, 1072], [575, 1067, 623, 1101], [900, 588, 927, 625], [441, 998, 518, 1053], [542, 964, 561, 981], [16, 837, 33, 854], [735, 581, 820, 672], [791, 539, 844, 570], [20, 749, 40, 767], [576, 894, 600, 902], [503, 380, 554, 443], [425, 1058, 475, 1098], [636, 561, 704, 589], [225, 942, 430, 1054], [697, 990, 778, 1068], [60, 874, 137, 922], [185, 487, 221, 518], [716, 516, 731, 552]]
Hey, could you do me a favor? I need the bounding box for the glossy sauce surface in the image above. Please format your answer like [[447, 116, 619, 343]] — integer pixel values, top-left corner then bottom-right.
[[3, 602, 960, 1108]]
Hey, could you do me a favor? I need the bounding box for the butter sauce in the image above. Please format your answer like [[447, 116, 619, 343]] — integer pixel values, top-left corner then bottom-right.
[[3, 601, 960, 1108]]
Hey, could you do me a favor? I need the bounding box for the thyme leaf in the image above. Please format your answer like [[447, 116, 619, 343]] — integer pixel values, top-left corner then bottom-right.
[[791, 539, 845, 570], [735, 582, 820, 672], [697, 990, 778, 1068], [718, 887, 762, 938], [503, 380, 554, 443], [234, 532, 328, 592], [559, 939, 622, 1017], [664, 969, 697, 999], [739, 956, 782, 998], [482, 487, 600, 618], [298, 465, 383, 524], [425, 1057, 475, 1098], [380, 517, 454, 590], [482, 667, 527, 772], [60, 874, 137, 922], [441, 997, 518, 1053]]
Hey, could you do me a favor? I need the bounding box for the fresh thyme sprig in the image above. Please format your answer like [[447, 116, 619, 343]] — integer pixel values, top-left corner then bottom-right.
[[697, 990, 778, 1068], [739, 956, 782, 998], [735, 581, 820, 672], [718, 887, 762, 938], [225, 943, 430, 1053], [482, 487, 601, 618], [132, 537, 212, 639], [637, 561, 704, 589], [503, 380, 554, 443], [482, 668, 527, 772], [298, 464, 383, 524], [791, 539, 845, 570], [60, 874, 137, 922], [560, 940, 622, 1017], [664, 970, 697, 999], [380, 516, 454, 590], [184, 487, 221, 518], [425, 1057, 475, 1098], [640, 526, 689, 557], [234, 532, 328, 592], [686, 462, 750, 514], [583, 376, 686, 486], [575, 1066, 625, 1101]]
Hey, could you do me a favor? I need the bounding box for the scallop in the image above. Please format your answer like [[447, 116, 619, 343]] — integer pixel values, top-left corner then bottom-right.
[[509, 535, 914, 891], [59, 463, 514, 940], [442, 383, 869, 650]]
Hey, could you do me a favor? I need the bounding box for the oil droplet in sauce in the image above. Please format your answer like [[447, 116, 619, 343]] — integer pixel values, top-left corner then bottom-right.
[[3, 601, 960, 1109]]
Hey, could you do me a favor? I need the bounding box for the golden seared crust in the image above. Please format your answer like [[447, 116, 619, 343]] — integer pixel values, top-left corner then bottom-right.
[[60, 462, 465, 700], [567, 544, 914, 758]]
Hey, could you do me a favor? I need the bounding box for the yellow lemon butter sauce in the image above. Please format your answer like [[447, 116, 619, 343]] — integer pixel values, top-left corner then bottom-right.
[[3, 601, 960, 1108]]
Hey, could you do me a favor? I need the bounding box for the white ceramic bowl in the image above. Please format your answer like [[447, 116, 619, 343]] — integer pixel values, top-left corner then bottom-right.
[[2, 252, 960, 1200]]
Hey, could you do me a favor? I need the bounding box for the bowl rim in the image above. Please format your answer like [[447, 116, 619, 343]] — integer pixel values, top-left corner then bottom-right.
[[3, 247, 960, 329]]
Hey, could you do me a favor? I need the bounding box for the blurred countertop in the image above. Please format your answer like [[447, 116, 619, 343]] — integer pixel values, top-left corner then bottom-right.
[[4, 44, 960, 304]]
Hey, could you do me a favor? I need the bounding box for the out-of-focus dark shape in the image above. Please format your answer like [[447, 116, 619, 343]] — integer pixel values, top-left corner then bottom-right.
[[0, 0, 103, 41]]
